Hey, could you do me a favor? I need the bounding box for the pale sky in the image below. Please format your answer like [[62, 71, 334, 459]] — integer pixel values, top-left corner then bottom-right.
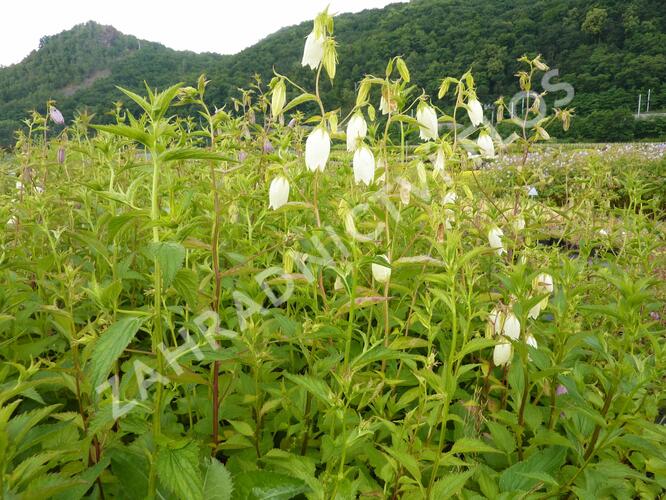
[[0, 0, 407, 67]]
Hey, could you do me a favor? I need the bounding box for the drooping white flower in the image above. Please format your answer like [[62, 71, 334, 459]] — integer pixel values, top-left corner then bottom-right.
[[467, 98, 484, 126], [502, 312, 521, 340], [305, 127, 330, 172], [301, 31, 325, 69], [15, 180, 23, 191], [527, 186, 539, 197], [493, 340, 513, 366], [268, 176, 290, 210], [528, 303, 542, 320], [486, 307, 504, 338], [372, 255, 391, 283], [271, 79, 286, 118], [416, 103, 438, 141], [599, 229, 608, 236], [6, 216, 17, 226], [529, 273, 554, 319], [380, 96, 391, 115], [49, 106, 65, 125], [353, 145, 375, 186], [399, 179, 411, 205], [442, 191, 457, 205], [433, 148, 445, 173], [477, 132, 495, 159], [488, 227, 506, 256], [346, 113, 367, 152], [534, 273, 554, 294], [526, 334, 538, 349]]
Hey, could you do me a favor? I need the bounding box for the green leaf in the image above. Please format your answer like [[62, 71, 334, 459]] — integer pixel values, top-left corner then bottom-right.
[[229, 420, 255, 437], [172, 268, 200, 308], [89, 316, 144, 391], [156, 440, 203, 500], [149, 241, 186, 287], [203, 458, 233, 500], [231, 471, 308, 500], [283, 373, 332, 406], [450, 437, 501, 455], [92, 124, 152, 148], [53, 457, 111, 500], [487, 421, 516, 455], [431, 469, 475, 498], [499, 446, 567, 492], [281, 93, 317, 115], [456, 338, 497, 360]]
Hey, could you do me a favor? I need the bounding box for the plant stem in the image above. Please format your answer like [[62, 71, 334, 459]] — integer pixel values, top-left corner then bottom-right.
[[148, 148, 165, 499]]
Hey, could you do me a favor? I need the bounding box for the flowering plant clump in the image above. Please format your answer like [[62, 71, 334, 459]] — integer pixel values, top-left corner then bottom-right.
[[0, 9, 664, 500]]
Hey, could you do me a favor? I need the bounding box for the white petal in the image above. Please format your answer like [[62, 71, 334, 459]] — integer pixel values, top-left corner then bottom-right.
[[301, 32, 325, 69], [468, 99, 484, 126], [417, 105, 438, 141], [305, 128, 330, 172], [477, 133, 495, 159], [268, 176, 290, 210], [346, 114, 367, 152], [502, 312, 521, 340], [353, 146, 375, 185], [372, 255, 391, 283], [488, 227, 505, 256], [493, 341, 513, 366]]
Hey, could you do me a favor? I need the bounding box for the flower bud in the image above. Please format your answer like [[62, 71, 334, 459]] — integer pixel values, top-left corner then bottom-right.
[[271, 79, 286, 119], [49, 106, 65, 125]]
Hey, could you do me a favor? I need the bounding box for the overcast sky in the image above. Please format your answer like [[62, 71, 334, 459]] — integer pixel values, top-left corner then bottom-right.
[[0, 0, 407, 66]]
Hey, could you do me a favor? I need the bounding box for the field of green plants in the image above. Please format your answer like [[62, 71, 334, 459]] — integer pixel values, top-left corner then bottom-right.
[[1, 10, 665, 500]]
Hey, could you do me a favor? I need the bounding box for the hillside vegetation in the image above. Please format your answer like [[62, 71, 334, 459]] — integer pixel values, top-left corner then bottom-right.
[[0, 0, 665, 145]]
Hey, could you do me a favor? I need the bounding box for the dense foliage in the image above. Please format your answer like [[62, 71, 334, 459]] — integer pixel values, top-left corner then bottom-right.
[[1, 7, 665, 500], [2, 0, 666, 146]]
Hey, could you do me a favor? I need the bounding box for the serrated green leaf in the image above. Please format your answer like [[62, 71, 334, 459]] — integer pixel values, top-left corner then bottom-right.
[[203, 458, 233, 500], [499, 446, 567, 492], [89, 316, 144, 391], [231, 471, 308, 500], [450, 437, 500, 455], [431, 468, 475, 498], [157, 440, 203, 500], [149, 241, 186, 287]]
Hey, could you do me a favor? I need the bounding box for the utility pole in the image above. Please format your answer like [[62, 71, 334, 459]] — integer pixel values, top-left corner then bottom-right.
[[646, 89, 651, 113], [637, 94, 642, 118]]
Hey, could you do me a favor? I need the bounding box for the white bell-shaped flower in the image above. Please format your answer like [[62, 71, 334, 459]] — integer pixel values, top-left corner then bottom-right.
[[433, 148, 445, 173], [346, 113, 367, 152], [529, 273, 554, 319], [467, 98, 484, 126], [502, 312, 521, 340], [478, 132, 495, 159], [416, 103, 438, 141], [301, 31, 325, 70], [268, 176, 290, 210], [526, 334, 538, 349], [305, 127, 330, 172], [493, 340, 513, 366], [372, 255, 391, 283], [353, 145, 375, 185], [488, 227, 506, 256]]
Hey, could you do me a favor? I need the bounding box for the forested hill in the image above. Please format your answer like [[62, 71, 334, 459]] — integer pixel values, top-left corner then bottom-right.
[[1, 0, 665, 145]]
